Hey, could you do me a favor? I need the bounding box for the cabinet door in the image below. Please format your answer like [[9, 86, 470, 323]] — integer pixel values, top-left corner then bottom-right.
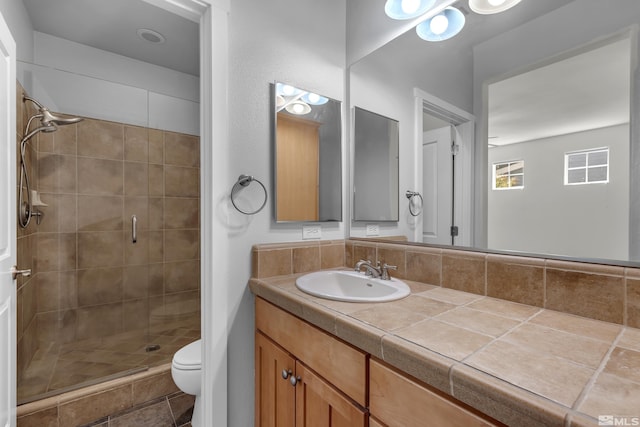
[[255, 332, 296, 427], [295, 362, 367, 427]]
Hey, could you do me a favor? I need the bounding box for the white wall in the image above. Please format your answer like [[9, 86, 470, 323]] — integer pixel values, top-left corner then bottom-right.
[[226, 0, 346, 425], [488, 124, 630, 260], [0, 0, 33, 62], [17, 32, 199, 135], [473, 0, 640, 249]]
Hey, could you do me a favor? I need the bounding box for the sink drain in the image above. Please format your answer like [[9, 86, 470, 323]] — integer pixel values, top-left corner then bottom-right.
[[145, 344, 161, 352]]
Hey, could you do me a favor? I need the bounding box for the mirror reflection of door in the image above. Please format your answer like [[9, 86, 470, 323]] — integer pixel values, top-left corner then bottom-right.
[[276, 113, 320, 221], [487, 36, 631, 260], [421, 125, 453, 245]]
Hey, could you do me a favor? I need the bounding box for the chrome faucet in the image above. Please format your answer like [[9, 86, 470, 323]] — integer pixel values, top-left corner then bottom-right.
[[354, 259, 397, 280], [354, 259, 382, 278]]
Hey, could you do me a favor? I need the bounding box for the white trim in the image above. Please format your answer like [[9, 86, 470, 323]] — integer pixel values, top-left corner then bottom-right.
[[414, 88, 475, 247]]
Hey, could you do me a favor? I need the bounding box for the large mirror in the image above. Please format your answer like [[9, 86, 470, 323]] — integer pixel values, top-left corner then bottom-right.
[[353, 107, 399, 221], [273, 82, 342, 222], [349, 0, 640, 264]]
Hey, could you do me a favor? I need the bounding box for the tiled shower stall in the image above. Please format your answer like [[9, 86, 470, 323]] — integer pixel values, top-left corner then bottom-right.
[[16, 82, 201, 403]]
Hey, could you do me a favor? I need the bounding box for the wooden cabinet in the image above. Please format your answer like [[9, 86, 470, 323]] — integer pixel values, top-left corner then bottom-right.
[[255, 298, 367, 427], [369, 358, 503, 427]]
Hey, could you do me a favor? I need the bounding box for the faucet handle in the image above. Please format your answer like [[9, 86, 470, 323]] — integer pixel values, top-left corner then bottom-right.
[[381, 264, 397, 280]]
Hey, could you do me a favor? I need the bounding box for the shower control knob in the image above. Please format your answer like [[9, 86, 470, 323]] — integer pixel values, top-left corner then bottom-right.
[[11, 266, 31, 281], [281, 369, 292, 380]]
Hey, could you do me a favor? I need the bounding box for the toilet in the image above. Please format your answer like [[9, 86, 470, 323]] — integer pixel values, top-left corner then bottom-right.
[[171, 339, 202, 426]]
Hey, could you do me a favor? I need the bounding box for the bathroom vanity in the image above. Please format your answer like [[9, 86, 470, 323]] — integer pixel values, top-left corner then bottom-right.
[[250, 239, 640, 427], [254, 297, 500, 426]]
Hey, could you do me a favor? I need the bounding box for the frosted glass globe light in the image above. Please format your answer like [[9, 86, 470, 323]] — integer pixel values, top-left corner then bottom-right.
[[401, 0, 420, 14], [488, 0, 506, 5], [307, 93, 320, 103], [282, 85, 296, 96], [430, 14, 449, 35], [293, 103, 305, 114]]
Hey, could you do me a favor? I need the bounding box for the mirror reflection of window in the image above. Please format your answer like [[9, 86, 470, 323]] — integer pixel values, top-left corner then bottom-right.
[[273, 82, 342, 223], [487, 37, 630, 260]]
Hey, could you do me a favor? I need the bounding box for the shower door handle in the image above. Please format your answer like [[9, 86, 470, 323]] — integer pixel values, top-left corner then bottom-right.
[[131, 215, 137, 243]]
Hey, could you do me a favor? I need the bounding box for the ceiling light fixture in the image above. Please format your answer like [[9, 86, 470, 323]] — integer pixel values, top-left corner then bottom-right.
[[137, 28, 166, 44], [416, 7, 465, 42], [468, 0, 521, 15], [384, 0, 436, 20]]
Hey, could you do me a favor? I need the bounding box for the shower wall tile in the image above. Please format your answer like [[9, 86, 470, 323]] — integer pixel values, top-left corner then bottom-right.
[[59, 271, 78, 310], [164, 132, 199, 167], [36, 233, 59, 272], [124, 125, 148, 162], [148, 264, 164, 296], [125, 231, 149, 265], [148, 231, 164, 263], [36, 272, 59, 312], [148, 198, 163, 230], [78, 157, 124, 195], [148, 129, 164, 164], [78, 118, 124, 160], [164, 166, 199, 197], [78, 195, 124, 231], [124, 162, 149, 196], [164, 260, 200, 293], [77, 267, 124, 307], [53, 121, 78, 155], [58, 194, 77, 233], [59, 233, 77, 271], [164, 197, 199, 229], [77, 231, 124, 268], [164, 230, 199, 261], [148, 164, 164, 196], [123, 265, 149, 300]]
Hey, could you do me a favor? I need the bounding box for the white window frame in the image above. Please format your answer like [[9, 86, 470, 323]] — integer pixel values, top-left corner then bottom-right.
[[564, 147, 609, 185], [492, 160, 524, 190]]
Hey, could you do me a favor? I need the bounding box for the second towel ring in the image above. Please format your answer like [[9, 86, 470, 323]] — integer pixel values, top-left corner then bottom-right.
[[406, 190, 423, 217], [231, 174, 268, 215]]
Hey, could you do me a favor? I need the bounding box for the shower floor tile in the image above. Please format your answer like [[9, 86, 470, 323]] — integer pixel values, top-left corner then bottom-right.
[[17, 316, 200, 404]]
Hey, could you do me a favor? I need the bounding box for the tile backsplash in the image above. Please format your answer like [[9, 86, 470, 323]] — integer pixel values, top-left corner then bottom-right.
[[251, 238, 640, 328]]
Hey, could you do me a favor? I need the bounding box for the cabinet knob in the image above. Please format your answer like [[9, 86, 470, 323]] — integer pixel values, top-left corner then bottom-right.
[[281, 369, 292, 380], [290, 376, 301, 386]]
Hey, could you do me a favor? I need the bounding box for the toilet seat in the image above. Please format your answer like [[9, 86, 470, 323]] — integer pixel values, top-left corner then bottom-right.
[[172, 339, 201, 370]]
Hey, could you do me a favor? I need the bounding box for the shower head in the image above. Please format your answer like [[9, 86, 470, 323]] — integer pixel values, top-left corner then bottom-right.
[[23, 95, 83, 127], [40, 108, 83, 126]]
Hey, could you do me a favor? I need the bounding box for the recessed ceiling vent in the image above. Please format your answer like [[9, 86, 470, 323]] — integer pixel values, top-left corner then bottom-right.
[[137, 28, 166, 44]]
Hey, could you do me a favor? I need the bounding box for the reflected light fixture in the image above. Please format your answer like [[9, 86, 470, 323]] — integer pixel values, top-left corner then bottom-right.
[[416, 7, 465, 42], [469, 0, 522, 14], [302, 92, 328, 106], [384, 0, 436, 20], [285, 100, 312, 115]]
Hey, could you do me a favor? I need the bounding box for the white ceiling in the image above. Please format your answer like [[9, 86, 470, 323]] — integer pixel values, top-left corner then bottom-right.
[[488, 38, 630, 146], [22, 0, 199, 76]]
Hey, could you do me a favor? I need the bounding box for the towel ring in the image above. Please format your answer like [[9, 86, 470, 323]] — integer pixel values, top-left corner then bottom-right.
[[231, 175, 268, 215], [406, 190, 423, 217]]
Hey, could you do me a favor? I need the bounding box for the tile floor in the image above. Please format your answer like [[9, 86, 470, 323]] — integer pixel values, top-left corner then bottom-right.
[[81, 392, 194, 427], [18, 316, 200, 404]]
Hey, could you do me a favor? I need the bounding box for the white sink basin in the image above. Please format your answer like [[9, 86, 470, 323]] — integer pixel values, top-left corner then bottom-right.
[[295, 270, 411, 303]]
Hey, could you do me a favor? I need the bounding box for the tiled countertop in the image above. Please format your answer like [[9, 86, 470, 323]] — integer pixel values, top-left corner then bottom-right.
[[249, 271, 640, 427]]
